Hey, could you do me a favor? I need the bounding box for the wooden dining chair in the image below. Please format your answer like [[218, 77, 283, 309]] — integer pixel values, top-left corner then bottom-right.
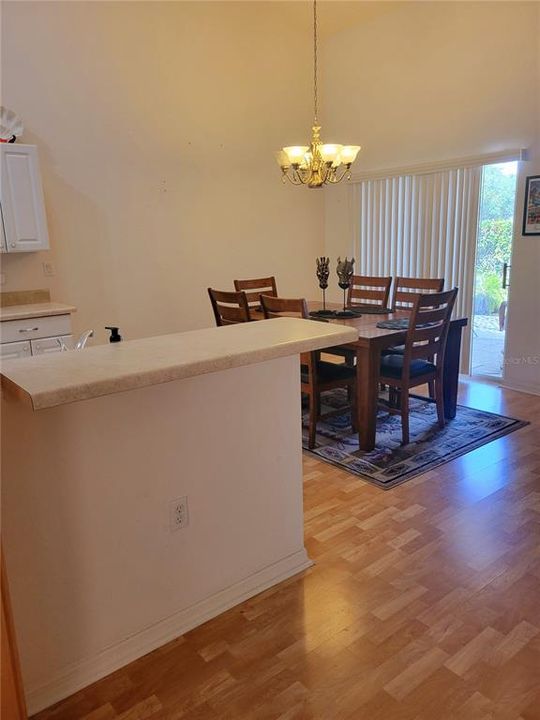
[[386, 277, 446, 397], [234, 276, 278, 309], [347, 275, 392, 309], [392, 277, 445, 311], [328, 273, 392, 370], [379, 288, 458, 445], [260, 294, 357, 449], [207, 288, 252, 327]]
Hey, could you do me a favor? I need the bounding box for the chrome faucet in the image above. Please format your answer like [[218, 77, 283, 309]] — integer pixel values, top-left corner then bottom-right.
[[55, 330, 94, 351], [75, 329, 94, 350]]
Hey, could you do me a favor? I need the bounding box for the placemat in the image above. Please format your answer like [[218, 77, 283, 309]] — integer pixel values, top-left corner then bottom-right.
[[376, 318, 409, 330]]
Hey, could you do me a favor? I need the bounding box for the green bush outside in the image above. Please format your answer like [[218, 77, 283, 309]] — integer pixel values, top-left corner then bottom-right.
[[474, 165, 516, 315]]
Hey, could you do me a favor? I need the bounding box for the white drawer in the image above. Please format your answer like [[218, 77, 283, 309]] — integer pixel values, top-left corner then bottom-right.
[[31, 335, 73, 355], [0, 314, 71, 343], [0, 340, 31, 360]]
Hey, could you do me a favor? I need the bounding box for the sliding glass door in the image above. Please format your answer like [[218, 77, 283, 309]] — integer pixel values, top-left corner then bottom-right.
[[470, 162, 518, 378]]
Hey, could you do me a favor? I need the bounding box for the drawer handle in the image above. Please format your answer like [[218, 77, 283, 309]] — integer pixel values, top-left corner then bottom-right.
[[19, 327, 39, 333]]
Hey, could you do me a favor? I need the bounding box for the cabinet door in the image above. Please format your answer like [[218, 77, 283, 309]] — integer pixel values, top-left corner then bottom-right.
[[0, 144, 50, 252], [30, 335, 72, 354], [0, 341, 31, 360]]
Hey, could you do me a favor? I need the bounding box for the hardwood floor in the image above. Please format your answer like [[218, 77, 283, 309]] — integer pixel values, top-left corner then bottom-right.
[[33, 380, 540, 720]]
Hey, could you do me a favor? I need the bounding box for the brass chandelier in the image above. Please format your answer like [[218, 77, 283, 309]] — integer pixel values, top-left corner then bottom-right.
[[275, 0, 361, 188]]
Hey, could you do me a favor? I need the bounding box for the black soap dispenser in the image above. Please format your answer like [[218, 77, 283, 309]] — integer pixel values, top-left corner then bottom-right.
[[105, 326, 122, 343]]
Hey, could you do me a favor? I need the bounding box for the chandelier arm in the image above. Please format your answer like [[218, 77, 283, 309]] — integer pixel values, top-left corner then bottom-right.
[[283, 172, 301, 186], [294, 166, 315, 185], [283, 169, 307, 185], [298, 170, 314, 185], [327, 165, 351, 184]]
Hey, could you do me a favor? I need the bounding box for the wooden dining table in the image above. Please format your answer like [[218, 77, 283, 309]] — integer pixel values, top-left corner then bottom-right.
[[254, 301, 467, 452]]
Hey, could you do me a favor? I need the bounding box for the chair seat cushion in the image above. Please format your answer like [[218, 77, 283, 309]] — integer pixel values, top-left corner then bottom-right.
[[386, 344, 405, 355], [380, 354, 436, 379], [301, 360, 356, 384]]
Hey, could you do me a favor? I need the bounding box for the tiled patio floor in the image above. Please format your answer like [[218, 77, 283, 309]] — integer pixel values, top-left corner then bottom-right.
[[471, 314, 505, 377]]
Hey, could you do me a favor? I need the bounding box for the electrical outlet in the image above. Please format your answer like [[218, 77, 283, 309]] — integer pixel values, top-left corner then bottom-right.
[[169, 496, 189, 532], [42, 261, 56, 277]]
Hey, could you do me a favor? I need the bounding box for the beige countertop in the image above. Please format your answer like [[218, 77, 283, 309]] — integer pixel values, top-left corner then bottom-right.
[[1, 317, 357, 411], [0, 302, 77, 322]]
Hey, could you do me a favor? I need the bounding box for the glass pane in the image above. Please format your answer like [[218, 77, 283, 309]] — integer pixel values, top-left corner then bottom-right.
[[471, 162, 518, 377]]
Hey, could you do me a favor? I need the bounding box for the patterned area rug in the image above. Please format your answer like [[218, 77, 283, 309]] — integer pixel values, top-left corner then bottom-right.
[[302, 390, 527, 489]]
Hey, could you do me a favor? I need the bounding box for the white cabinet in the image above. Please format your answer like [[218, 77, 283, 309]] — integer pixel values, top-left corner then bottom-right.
[[0, 314, 71, 344], [1, 313, 72, 360], [0, 144, 50, 252], [0, 340, 31, 360]]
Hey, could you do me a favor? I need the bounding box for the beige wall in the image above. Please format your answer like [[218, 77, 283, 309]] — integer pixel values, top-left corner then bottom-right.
[[322, 1, 539, 391], [504, 142, 540, 394], [322, 2, 537, 173], [504, 4, 540, 394], [1, 1, 322, 344]]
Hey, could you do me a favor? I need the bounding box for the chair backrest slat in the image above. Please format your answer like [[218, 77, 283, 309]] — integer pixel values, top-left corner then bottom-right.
[[410, 306, 450, 325], [260, 295, 309, 319], [392, 277, 444, 311], [347, 275, 392, 307], [207, 288, 252, 327], [410, 325, 444, 343], [234, 277, 278, 307], [402, 288, 458, 367], [260, 295, 313, 379]]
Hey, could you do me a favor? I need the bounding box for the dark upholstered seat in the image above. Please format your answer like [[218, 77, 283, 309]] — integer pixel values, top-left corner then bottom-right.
[[301, 361, 357, 384], [380, 354, 436, 378]]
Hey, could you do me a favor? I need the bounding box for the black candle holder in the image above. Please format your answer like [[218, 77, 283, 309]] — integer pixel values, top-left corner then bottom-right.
[[310, 256, 337, 317], [334, 256, 357, 317]]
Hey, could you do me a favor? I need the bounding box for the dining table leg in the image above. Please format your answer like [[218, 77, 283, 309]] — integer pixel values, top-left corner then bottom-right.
[[356, 344, 380, 451], [443, 322, 464, 419]]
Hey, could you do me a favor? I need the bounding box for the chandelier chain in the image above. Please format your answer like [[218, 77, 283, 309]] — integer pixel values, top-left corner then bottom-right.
[[313, 0, 318, 123]]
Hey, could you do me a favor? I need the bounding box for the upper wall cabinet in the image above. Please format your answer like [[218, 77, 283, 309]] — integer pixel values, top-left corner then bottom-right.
[[0, 144, 50, 253]]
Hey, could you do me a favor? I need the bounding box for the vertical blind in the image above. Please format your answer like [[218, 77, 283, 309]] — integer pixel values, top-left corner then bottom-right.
[[352, 166, 482, 369]]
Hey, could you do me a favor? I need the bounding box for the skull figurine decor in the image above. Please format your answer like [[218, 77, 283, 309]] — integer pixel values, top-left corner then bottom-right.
[[310, 256, 336, 317], [316, 256, 330, 290]]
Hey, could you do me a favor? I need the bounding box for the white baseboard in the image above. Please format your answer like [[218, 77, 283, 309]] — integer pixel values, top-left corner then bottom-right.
[[26, 549, 313, 716], [500, 380, 540, 397]]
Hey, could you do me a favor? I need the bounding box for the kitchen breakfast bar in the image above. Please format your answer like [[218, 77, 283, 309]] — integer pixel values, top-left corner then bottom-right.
[[1, 317, 356, 714]]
